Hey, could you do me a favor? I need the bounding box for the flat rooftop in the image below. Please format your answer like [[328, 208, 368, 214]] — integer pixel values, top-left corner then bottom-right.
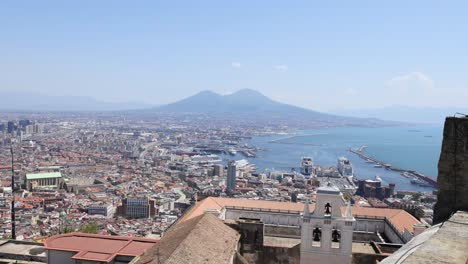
[[0, 240, 46, 263], [25, 172, 62, 180], [264, 236, 300, 248], [44, 232, 157, 263]]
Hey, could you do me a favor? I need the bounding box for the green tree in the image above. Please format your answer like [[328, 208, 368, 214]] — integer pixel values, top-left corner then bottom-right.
[[80, 222, 100, 234]]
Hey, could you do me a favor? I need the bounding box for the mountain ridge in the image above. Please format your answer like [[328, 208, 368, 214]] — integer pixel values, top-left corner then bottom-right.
[[152, 89, 397, 127]]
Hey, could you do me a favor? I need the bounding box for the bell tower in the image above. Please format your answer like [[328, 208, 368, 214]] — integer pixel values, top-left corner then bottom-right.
[[300, 183, 355, 264]]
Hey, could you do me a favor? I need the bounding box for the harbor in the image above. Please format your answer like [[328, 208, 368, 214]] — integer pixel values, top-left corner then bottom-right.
[[349, 147, 438, 188]]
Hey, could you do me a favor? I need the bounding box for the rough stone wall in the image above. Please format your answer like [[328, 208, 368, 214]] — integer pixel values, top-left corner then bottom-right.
[[433, 117, 468, 224]]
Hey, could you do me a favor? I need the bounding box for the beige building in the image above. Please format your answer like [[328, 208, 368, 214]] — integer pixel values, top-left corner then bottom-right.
[[25, 172, 63, 191]]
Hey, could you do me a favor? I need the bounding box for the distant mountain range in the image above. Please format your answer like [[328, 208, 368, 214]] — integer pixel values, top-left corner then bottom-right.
[[330, 106, 468, 124], [0, 92, 151, 111], [153, 89, 396, 127], [157, 89, 324, 115], [5, 89, 457, 127]]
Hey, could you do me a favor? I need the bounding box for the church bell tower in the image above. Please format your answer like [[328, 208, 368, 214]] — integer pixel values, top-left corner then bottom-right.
[[300, 183, 355, 264]]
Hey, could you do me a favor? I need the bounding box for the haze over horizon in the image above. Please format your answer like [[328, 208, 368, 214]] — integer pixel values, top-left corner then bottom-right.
[[1, 1, 468, 112]]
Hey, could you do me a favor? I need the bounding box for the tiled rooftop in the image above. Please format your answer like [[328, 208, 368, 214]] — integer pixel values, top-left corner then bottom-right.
[[181, 197, 421, 234]]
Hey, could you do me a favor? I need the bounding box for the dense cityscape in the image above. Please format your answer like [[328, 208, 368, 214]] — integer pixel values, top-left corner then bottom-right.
[[1, 1, 468, 263], [0, 112, 440, 250]]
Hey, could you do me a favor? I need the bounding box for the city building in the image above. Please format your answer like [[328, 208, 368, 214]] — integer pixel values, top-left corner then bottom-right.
[[25, 172, 63, 191], [7, 121, 15, 134], [44, 232, 158, 264], [213, 164, 224, 177], [87, 203, 115, 218], [356, 177, 395, 200], [181, 195, 422, 245], [227, 160, 236, 195], [118, 197, 156, 219]]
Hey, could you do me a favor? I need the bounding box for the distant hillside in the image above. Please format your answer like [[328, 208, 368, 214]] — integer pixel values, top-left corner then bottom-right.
[[330, 106, 468, 124], [154, 89, 397, 127], [0, 92, 151, 111]]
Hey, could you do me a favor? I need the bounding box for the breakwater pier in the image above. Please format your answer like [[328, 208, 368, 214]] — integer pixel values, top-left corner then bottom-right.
[[349, 147, 438, 188]]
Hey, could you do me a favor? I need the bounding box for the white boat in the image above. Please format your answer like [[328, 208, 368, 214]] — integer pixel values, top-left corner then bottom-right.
[[191, 154, 222, 164], [400, 172, 412, 178], [337, 157, 353, 177], [228, 148, 237, 155]]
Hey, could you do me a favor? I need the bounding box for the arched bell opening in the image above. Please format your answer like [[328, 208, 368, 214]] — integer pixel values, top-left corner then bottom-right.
[[331, 228, 341, 249], [312, 227, 321, 247], [324, 202, 332, 216]]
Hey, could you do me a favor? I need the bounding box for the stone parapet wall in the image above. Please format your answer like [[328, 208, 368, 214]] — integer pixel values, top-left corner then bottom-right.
[[434, 116, 468, 224]]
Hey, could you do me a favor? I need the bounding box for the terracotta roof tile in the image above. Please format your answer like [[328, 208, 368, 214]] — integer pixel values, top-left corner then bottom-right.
[[181, 197, 420, 234], [138, 213, 239, 264]]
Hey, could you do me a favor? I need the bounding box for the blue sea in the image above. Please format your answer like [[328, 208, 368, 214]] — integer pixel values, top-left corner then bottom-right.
[[226, 125, 443, 192]]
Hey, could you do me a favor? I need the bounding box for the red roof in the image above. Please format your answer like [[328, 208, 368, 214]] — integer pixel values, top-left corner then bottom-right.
[[44, 232, 158, 262], [181, 197, 420, 234]]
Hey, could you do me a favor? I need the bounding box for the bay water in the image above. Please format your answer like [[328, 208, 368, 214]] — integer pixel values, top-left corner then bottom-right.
[[227, 125, 443, 192]]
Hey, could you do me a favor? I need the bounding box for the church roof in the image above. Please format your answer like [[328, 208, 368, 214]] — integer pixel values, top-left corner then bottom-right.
[[180, 197, 420, 234], [180, 197, 315, 223], [348, 206, 420, 233], [137, 213, 239, 264]]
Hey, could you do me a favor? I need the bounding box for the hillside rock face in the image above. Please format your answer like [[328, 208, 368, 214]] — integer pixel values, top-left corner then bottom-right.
[[433, 116, 468, 224]]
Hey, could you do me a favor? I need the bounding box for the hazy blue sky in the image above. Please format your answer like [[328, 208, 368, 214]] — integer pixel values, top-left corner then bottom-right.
[[1, 1, 467, 111]]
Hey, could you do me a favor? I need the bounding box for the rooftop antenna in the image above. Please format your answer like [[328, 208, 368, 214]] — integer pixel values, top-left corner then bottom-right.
[[10, 144, 16, 240]]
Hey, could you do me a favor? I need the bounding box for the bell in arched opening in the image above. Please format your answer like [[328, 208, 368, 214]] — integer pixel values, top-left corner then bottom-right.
[[313, 227, 321, 242], [332, 229, 341, 242], [325, 202, 332, 215]]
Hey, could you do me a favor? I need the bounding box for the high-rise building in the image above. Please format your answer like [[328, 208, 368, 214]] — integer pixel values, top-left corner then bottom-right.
[[18, 119, 31, 128], [25, 125, 34, 135], [7, 121, 15, 134], [227, 160, 237, 195], [213, 164, 224, 177], [33, 123, 42, 134], [119, 197, 156, 219]]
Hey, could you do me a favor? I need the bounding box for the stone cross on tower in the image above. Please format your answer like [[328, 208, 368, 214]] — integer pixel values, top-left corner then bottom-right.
[[300, 184, 355, 264]]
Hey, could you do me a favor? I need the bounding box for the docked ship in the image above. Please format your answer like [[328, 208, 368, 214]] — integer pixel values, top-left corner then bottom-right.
[[300, 157, 314, 177], [337, 157, 354, 177], [227, 148, 237, 155], [410, 177, 432, 187], [191, 154, 222, 164]]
